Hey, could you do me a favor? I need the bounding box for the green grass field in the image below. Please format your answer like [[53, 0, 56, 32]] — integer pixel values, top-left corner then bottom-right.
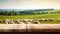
[[0, 13, 60, 24]]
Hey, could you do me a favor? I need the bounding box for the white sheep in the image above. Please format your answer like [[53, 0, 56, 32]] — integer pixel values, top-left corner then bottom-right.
[[4, 19, 15, 24], [4, 19, 10, 24], [10, 19, 15, 24], [33, 20, 40, 24], [16, 19, 24, 24], [23, 19, 33, 24], [48, 18, 54, 21]]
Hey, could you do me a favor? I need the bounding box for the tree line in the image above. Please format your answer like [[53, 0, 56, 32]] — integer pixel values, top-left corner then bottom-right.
[[0, 9, 59, 16]]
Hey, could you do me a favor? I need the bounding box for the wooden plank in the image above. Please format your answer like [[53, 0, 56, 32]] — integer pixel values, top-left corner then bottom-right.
[[27, 24, 60, 32], [0, 24, 60, 32], [0, 24, 26, 32]]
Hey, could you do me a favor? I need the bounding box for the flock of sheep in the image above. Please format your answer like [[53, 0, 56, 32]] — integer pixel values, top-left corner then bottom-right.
[[0, 18, 60, 24]]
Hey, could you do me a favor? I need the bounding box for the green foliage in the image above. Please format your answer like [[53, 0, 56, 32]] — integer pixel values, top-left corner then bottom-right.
[[0, 9, 60, 24], [0, 13, 60, 24], [0, 9, 54, 15]]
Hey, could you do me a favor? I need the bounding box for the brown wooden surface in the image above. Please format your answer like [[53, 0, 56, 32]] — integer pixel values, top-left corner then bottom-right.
[[27, 24, 60, 32], [0, 24, 60, 32]]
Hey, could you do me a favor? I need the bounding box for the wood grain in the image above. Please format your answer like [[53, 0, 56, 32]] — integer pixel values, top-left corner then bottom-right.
[[0, 24, 60, 32]]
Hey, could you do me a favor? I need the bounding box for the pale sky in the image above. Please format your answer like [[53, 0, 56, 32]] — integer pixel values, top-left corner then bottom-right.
[[0, 0, 60, 9]]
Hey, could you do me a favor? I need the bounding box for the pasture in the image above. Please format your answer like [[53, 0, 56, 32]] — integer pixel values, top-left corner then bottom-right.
[[0, 13, 60, 24]]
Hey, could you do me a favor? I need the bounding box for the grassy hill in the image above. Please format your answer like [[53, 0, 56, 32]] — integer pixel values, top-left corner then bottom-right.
[[0, 13, 60, 24], [0, 9, 60, 24], [0, 13, 60, 19]]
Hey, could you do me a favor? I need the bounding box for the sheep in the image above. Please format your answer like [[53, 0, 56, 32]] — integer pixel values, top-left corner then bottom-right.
[[44, 19, 48, 21], [4, 19, 15, 24], [39, 18, 47, 21], [27, 19, 33, 24], [26, 21, 31, 24], [33, 21, 40, 24], [23, 19, 33, 24], [33, 19, 40, 24], [15, 19, 24, 24], [48, 18, 54, 21], [10, 19, 15, 24], [4, 19, 10, 24]]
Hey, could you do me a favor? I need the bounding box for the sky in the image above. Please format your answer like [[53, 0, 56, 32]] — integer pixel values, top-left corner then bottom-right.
[[0, 0, 60, 9]]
